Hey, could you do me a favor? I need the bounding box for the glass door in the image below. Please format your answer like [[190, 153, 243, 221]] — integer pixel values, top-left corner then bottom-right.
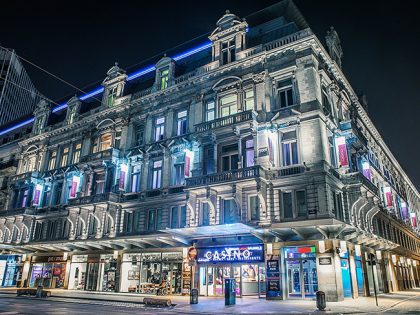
[[233, 265, 241, 296], [302, 259, 318, 298], [286, 259, 301, 298], [86, 263, 99, 291]]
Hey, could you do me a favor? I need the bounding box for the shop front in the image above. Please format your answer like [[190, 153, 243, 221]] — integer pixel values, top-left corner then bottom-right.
[[28, 255, 67, 288], [197, 244, 266, 297], [284, 246, 318, 299], [0, 255, 23, 287], [120, 250, 188, 295]]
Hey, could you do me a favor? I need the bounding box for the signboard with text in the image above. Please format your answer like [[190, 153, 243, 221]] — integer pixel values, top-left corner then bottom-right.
[[197, 245, 264, 263], [266, 257, 282, 299]]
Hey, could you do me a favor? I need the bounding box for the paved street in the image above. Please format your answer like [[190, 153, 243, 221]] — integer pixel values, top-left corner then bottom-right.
[[0, 289, 419, 314]]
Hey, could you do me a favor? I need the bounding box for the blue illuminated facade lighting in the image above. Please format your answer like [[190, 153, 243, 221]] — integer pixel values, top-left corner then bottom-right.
[[0, 41, 212, 136]]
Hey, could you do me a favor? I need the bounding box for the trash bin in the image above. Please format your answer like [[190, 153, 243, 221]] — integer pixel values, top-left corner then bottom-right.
[[190, 288, 198, 304], [316, 291, 326, 311], [224, 278, 236, 306], [36, 285, 43, 298]]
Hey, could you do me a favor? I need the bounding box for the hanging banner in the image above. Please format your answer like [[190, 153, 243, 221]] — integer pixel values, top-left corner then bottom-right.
[[362, 160, 371, 181], [184, 150, 193, 178], [33, 184, 43, 206], [70, 176, 80, 198], [384, 185, 393, 207], [119, 163, 128, 190], [336, 136, 349, 167], [400, 202, 408, 220], [411, 213, 417, 228]]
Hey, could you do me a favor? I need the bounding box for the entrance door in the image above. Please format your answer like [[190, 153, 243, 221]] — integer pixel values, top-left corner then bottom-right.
[[287, 258, 318, 298], [85, 263, 99, 291], [340, 258, 352, 298], [286, 259, 301, 298]]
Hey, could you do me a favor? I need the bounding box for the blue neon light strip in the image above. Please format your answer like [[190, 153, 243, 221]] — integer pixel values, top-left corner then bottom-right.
[[0, 41, 212, 136]]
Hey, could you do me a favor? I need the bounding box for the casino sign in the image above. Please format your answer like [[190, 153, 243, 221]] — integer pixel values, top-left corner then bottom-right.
[[197, 245, 264, 263]]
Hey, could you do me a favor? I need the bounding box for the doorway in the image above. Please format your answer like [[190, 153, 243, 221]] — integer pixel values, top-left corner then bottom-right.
[[85, 263, 99, 291], [286, 258, 318, 298]]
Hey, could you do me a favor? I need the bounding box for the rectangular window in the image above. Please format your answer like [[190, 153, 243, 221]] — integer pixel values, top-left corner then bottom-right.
[[322, 87, 332, 115], [221, 39, 236, 65], [249, 195, 259, 221], [100, 133, 112, 151], [223, 199, 236, 224], [131, 165, 141, 193], [156, 208, 163, 230], [95, 173, 105, 194], [107, 86, 118, 106], [245, 139, 254, 167], [151, 160, 162, 189], [220, 94, 237, 117], [180, 205, 186, 228], [147, 209, 156, 231], [283, 192, 293, 219], [244, 88, 254, 111], [173, 163, 185, 186], [205, 100, 215, 121], [201, 203, 210, 226], [60, 146, 70, 167], [135, 125, 144, 146], [171, 207, 179, 229], [160, 69, 169, 90], [296, 190, 307, 217], [176, 110, 188, 136], [328, 136, 336, 168], [221, 144, 239, 172], [48, 150, 57, 170], [72, 142, 82, 164], [278, 79, 294, 108], [282, 131, 298, 166], [155, 117, 165, 141]]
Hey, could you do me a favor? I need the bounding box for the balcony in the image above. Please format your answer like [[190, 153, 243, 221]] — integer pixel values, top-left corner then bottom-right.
[[0, 160, 18, 171], [195, 110, 254, 132], [80, 148, 120, 163], [121, 186, 186, 202], [10, 171, 39, 183], [68, 192, 122, 206], [340, 171, 379, 196], [186, 166, 261, 187], [267, 165, 305, 179]]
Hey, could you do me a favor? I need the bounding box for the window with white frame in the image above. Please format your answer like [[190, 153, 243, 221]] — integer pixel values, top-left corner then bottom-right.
[[281, 131, 298, 166], [131, 164, 141, 193], [221, 39, 236, 65], [176, 110, 188, 136], [220, 94, 237, 117], [151, 160, 162, 189], [244, 88, 254, 111], [154, 117, 165, 141], [205, 100, 215, 121], [277, 79, 294, 108]]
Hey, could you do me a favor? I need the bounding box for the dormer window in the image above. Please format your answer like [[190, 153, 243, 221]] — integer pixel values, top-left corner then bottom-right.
[[107, 86, 118, 106], [221, 39, 236, 65], [160, 68, 169, 90]]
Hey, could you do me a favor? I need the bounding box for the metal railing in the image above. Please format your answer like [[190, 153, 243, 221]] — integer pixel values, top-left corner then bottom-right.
[[186, 166, 261, 187], [195, 110, 253, 132]]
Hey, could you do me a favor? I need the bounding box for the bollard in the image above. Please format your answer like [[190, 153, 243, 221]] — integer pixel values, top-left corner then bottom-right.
[[190, 288, 198, 304], [36, 285, 43, 298], [316, 291, 326, 311]]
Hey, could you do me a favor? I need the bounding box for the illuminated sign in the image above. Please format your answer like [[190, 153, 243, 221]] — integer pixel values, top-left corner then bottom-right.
[[384, 185, 393, 207], [335, 136, 349, 167], [33, 184, 43, 206], [70, 176, 80, 198], [197, 245, 264, 263], [362, 160, 371, 181]]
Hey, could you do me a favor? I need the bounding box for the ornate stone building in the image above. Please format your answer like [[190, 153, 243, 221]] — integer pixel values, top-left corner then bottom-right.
[[0, 0, 418, 301]]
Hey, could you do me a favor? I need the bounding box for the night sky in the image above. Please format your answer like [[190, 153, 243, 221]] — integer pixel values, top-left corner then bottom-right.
[[2, 0, 419, 190]]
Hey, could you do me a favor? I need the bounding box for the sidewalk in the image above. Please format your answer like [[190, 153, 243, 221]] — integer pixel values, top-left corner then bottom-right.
[[1, 287, 419, 314]]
